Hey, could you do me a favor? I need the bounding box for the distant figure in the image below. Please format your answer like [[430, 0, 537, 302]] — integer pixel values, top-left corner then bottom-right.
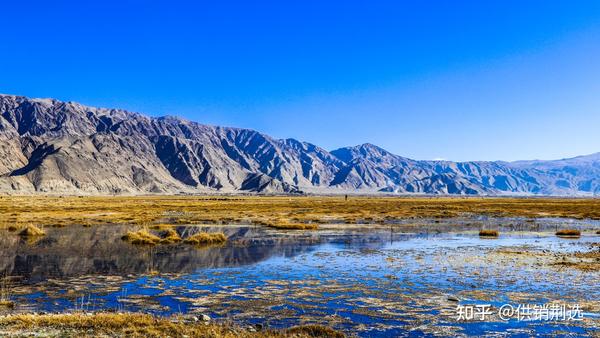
[[345, 194, 348, 201]]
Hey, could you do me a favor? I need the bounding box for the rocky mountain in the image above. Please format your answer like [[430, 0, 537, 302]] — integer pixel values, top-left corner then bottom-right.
[[1, 94, 599, 195]]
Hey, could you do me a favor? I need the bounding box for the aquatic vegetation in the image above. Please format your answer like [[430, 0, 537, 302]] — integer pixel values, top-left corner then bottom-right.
[[286, 325, 345, 338], [184, 232, 227, 245], [122, 227, 182, 246], [552, 249, 600, 271], [159, 229, 182, 244], [0, 274, 13, 309], [18, 224, 45, 237], [150, 223, 175, 230], [0, 312, 343, 337], [266, 222, 318, 230], [479, 229, 499, 237], [121, 229, 161, 245], [555, 229, 581, 237]]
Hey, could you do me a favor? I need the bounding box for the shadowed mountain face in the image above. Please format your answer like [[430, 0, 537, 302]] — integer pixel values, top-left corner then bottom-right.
[[1, 94, 599, 195]]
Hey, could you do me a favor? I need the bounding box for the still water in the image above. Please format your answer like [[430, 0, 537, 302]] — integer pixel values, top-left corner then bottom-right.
[[1, 219, 599, 337]]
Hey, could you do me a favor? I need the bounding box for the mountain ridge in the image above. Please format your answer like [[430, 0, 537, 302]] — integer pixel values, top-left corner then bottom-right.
[[1, 94, 599, 195]]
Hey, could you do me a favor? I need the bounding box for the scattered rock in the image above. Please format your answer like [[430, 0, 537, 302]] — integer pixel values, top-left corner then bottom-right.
[[447, 295, 460, 302]]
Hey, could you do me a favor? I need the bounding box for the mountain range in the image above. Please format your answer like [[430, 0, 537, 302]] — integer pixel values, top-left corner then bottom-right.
[[1, 94, 599, 195]]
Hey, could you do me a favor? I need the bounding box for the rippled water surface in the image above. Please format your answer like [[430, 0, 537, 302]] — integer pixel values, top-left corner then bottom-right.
[[1, 218, 599, 337]]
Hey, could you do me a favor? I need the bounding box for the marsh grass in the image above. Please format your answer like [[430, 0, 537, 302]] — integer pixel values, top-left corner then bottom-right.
[[150, 224, 174, 230], [266, 222, 319, 230], [121, 229, 161, 245], [0, 312, 344, 337], [0, 274, 14, 309], [556, 229, 581, 238], [184, 232, 227, 245], [5, 196, 600, 231], [479, 230, 499, 237], [286, 325, 345, 338], [159, 229, 181, 244], [18, 224, 45, 237]]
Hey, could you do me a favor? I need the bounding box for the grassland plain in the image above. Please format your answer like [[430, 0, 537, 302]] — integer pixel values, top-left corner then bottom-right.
[[3, 195, 600, 230]]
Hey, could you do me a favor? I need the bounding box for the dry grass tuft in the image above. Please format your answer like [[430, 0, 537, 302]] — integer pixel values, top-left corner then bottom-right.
[[150, 223, 174, 230], [267, 223, 318, 230], [121, 229, 161, 245], [556, 229, 581, 237], [479, 230, 499, 237], [18, 224, 45, 237], [0, 274, 14, 309], [184, 232, 227, 245], [286, 325, 345, 338], [159, 229, 182, 244]]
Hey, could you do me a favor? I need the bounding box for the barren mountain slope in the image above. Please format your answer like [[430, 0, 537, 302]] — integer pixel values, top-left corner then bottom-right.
[[1, 94, 598, 195]]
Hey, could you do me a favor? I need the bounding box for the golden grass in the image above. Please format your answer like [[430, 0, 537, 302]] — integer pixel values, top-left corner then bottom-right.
[[184, 232, 227, 245], [159, 229, 182, 244], [18, 224, 45, 237], [552, 249, 600, 271], [0, 312, 344, 337], [150, 223, 175, 230], [286, 325, 345, 338], [4, 196, 600, 230], [479, 230, 499, 237], [121, 229, 161, 245], [556, 229, 581, 237], [0, 274, 13, 309], [267, 222, 319, 230]]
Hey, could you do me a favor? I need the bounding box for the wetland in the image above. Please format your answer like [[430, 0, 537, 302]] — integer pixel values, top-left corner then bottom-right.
[[0, 196, 599, 337]]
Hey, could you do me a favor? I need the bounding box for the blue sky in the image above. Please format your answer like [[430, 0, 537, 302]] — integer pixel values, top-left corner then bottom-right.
[[1, 1, 600, 161]]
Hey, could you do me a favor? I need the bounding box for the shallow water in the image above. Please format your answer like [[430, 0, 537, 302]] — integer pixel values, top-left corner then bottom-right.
[[1, 218, 599, 337]]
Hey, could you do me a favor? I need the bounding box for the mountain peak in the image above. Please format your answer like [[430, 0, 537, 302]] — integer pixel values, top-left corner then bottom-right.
[[331, 143, 404, 164]]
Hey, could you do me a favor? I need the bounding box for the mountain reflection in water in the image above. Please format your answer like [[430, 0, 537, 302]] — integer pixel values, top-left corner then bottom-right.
[[0, 225, 399, 284], [0, 218, 580, 285]]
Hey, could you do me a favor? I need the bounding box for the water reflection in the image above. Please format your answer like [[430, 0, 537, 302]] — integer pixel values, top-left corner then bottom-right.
[[0, 217, 592, 284]]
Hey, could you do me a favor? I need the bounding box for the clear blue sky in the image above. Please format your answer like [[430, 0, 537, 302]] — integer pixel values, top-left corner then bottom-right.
[[1, 1, 600, 161]]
